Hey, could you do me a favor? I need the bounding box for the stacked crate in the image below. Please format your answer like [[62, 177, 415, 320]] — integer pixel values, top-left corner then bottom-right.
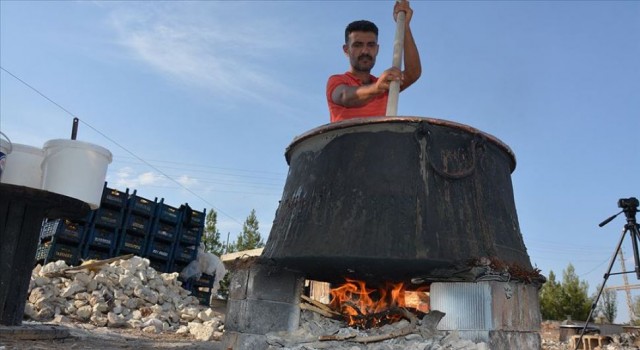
[[116, 190, 156, 259], [145, 199, 181, 272], [172, 205, 205, 276], [36, 212, 91, 266], [82, 185, 128, 261], [175, 205, 209, 305], [36, 182, 208, 280]]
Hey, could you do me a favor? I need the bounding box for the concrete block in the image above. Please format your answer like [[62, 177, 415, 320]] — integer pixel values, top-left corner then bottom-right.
[[225, 299, 300, 334], [488, 330, 541, 350], [489, 281, 541, 331], [228, 268, 250, 301], [222, 330, 269, 350], [247, 264, 304, 303]]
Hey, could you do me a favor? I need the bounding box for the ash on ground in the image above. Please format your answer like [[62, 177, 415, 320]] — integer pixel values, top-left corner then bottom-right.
[[266, 310, 488, 350]]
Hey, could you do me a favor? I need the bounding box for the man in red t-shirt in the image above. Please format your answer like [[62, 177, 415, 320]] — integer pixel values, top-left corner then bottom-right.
[[326, 1, 421, 123]]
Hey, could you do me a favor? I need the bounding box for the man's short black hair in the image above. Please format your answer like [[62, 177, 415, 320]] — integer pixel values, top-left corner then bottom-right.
[[345, 20, 378, 44]]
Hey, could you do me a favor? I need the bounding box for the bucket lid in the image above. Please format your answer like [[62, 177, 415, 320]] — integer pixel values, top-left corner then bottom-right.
[[43, 139, 113, 162], [10, 143, 44, 156]]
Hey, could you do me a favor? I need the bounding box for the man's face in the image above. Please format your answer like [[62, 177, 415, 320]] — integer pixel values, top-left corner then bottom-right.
[[343, 31, 379, 73]]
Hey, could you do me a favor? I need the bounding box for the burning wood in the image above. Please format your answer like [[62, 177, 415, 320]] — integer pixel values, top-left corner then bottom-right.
[[327, 279, 427, 329], [300, 295, 341, 319]]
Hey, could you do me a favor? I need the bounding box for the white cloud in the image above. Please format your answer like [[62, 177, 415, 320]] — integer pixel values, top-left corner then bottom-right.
[[105, 3, 312, 116], [177, 174, 198, 187], [110, 166, 166, 188]]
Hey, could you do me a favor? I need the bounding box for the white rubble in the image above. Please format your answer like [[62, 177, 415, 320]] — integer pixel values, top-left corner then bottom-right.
[[25, 256, 224, 341]]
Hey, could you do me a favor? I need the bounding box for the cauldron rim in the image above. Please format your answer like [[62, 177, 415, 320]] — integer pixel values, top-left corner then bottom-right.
[[285, 116, 516, 171]]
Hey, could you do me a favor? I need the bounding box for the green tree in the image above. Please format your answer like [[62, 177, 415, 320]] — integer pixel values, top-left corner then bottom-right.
[[539, 264, 592, 321], [594, 285, 617, 323], [235, 209, 264, 251], [540, 271, 563, 320], [559, 264, 592, 321], [201, 209, 225, 256]]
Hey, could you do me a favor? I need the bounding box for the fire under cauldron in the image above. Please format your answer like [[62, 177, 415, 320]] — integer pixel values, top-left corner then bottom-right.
[[263, 117, 534, 284]]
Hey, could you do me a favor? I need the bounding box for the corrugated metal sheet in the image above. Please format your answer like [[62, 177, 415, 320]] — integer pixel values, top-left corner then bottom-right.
[[431, 282, 493, 331]]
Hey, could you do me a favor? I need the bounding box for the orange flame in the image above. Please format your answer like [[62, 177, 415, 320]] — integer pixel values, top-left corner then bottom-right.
[[329, 279, 429, 328]]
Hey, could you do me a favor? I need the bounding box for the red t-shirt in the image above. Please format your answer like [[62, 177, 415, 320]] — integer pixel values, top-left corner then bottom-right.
[[326, 72, 388, 123]]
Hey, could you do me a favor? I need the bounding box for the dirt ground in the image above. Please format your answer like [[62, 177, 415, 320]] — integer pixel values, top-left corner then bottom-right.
[[1, 300, 228, 350], [0, 322, 224, 350]]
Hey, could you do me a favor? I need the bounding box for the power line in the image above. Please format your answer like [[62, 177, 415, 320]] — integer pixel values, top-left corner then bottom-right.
[[0, 66, 243, 225], [1, 66, 77, 117]]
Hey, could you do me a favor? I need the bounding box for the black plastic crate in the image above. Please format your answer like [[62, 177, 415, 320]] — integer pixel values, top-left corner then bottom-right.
[[147, 240, 173, 261], [129, 194, 155, 217], [94, 207, 122, 228], [191, 210, 205, 226], [180, 226, 201, 245], [35, 241, 79, 265], [194, 273, 216, 288], [174, 244, 196, 262], [153, 222, 177, 242], [183, 208, 205, 227], [171, 261, 189, 275], [102, 187, 128, 208], [117, 233, 146, 255], [149, 258, 171, 273], [79, 210, 94, 223], [158, 203, 180, 224], [191, 287, 212, 306], [124, 214, 152, 234], [85, 226, 118, 249], [82, 249, 111, 261], [40, 219, 85, 243]]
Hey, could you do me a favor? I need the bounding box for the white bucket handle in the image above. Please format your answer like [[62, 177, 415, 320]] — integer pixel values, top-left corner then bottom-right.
[[0, 131, 12, 154]]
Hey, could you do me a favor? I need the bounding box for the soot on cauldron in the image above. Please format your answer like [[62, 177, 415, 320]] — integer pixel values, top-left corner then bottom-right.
[[263, 117, 536, 283]]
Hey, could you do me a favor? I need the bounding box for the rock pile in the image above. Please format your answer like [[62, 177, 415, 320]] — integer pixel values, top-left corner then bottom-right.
[[24, 256, 224, 341]]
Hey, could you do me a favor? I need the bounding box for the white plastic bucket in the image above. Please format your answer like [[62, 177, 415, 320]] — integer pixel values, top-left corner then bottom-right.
[[0, 132, 12, 181], [42, 139, 112, 209], [0, 143, 44, 189]]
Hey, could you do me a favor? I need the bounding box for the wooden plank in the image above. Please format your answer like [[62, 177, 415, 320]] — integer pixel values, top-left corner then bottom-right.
[[221, 248, 264, 262]]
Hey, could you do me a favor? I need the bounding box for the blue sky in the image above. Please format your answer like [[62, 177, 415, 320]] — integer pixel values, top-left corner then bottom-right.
[[1, 1, 639, 322]]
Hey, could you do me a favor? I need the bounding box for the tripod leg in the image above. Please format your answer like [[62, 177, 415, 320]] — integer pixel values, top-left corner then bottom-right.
[[629, 223, 640, 279], [574, 227, 629, 350]]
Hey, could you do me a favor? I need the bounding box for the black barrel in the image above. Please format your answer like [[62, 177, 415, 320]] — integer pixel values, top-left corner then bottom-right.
[[263, 117, 533, 283]]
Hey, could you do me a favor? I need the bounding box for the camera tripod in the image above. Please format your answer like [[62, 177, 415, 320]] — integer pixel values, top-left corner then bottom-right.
[[574, 197, 640, 350]]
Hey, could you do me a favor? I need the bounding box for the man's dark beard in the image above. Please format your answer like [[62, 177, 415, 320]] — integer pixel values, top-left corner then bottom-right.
[[353, 54, 375, 73]]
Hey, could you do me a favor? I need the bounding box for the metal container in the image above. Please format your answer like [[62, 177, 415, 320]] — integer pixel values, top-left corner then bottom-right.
[[263, 117, 533, 283]]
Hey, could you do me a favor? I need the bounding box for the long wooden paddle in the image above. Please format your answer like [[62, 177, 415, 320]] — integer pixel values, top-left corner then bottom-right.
[[385, 0, 406, 116]]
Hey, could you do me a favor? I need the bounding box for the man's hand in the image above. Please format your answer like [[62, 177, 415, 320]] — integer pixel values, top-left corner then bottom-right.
[[394, 0, 413, 25], [375, 67, 404, 92]]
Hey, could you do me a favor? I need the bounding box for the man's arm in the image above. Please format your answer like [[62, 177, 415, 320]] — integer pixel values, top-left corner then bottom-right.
[[330, 73, 399, 107], [396, 1, 421, 91]]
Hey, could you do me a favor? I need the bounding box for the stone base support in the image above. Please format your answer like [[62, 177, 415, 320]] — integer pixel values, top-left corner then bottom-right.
[[430, 281, 542, 349], [222, 260, 304, 350]]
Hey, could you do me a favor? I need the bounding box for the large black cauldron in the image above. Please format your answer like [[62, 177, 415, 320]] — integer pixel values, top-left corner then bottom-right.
[[263, 117, 533, 283]]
